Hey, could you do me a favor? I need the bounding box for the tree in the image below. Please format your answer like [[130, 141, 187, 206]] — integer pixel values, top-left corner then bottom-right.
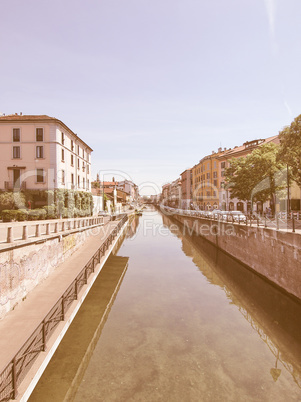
[[278, 114, 301, 186], [225, 143, 285, 214]]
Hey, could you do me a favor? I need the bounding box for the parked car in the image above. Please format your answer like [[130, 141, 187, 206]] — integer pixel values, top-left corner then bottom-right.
[[229, 211, 247, 223], [98, 211, 107, 216]]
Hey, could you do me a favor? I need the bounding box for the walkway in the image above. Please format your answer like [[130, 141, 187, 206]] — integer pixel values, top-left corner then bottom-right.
[[0, 216, 127, 401]]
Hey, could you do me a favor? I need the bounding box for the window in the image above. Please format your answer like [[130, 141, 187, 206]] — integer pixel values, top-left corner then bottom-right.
[[13, 146, 20, 159], [206, 173, 210, 179], [82, 149, 85, 159], [82, 162, 85, 171], [61, 149, 65, 161], [213, 171, 217, 178], [36, 169, 44, 183], [87, 179, 89, 189], [13, 128, 20, 142], [61, 170, 65, 185], [77, 145, 80, 155], [61, 132, 64, 144], [77, 159, 80, 169], [71, 140, 74, 151], [78, 175, 80, 187], [221, 162, 226, 169], [36, 146, 43, 158], [214, 161, 217, 168], [213, 180, 218, 187], [71, 173, 74, 184], [36, 128, 43, 141], [83, 177, 85, 188], [221, 171, 225, 177], [87, 165, 89, 174], [71, 154, 74, 166]]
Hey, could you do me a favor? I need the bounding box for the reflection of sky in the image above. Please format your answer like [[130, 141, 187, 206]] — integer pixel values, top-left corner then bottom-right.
[[2, 1, 301, 193]]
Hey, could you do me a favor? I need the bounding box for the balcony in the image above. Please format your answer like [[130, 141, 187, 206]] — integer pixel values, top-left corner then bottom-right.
[[5, 181, 26, 191]]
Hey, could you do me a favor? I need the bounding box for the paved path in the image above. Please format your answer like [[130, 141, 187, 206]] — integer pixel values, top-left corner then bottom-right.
[[0, 218, 121, 373]]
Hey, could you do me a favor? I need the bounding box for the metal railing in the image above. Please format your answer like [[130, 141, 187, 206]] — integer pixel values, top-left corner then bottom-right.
[[161, 206, 301, 233], [0, 214, 128, 401]]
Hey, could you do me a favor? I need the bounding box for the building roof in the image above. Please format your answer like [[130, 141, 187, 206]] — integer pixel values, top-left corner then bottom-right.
[[0, 114, 93, 151], [218, 135, 279, 159]]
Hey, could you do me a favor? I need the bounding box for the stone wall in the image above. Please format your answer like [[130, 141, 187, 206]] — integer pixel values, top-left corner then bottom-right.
[[173, 214, 301, 301], [0, 229, 92, 319]]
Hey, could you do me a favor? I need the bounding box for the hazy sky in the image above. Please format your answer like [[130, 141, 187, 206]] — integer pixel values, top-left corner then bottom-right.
[[1, 0, 301, 194]]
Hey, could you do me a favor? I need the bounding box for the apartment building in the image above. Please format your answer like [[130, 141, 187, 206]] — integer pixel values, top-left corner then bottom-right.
[[117, 180, 139, 203], [192, 150, 223, 210], [180, 169, 192, 209], [0, 114, 92, 192], [218, 136, 279, 213]]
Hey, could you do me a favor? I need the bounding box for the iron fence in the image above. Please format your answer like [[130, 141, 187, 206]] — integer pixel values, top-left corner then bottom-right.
[[0, 214, 128, 401], [162, 206, 300, 233]]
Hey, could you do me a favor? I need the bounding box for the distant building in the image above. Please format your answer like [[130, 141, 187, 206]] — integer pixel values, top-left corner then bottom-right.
[[162, 183, 170, 205], [117, 180, 139, 203], [0, 114, 92, 192], [180, 168, 192, 209], [192, 150, 224, 210]]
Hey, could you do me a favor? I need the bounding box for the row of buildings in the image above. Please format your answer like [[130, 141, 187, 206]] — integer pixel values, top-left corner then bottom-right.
[[161, 135, 301, 214], [0, 113, 139, 213]]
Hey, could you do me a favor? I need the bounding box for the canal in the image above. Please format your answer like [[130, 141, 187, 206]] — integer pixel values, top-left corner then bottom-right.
[[29, 207, 301, 401]]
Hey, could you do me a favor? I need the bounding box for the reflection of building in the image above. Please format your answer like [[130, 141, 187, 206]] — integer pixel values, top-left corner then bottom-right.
[[161, 210, 301, 387], [180, 169, 192, 209], [126, 215, 140, 238], [0, 114, 92, 192]]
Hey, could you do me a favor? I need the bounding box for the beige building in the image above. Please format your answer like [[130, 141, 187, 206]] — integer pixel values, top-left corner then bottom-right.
[[0, 114, 92, 192], [218, 136, 280, 213]]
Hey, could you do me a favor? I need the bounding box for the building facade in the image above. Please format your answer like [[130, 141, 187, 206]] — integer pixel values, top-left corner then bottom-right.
[[218, 136, 280, 213], [0, 114, 92, 192], [192, 150, 224, 210], [180, 169, 192, 209]]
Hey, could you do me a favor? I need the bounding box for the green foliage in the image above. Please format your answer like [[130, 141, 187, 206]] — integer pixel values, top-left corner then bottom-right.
[[28, 209, 47, 221], [43, 205, 57, 219], [15, 209, 29, 221], [1, 210, 18, 222], [0, 191, 26, 211], [225, 143, 285, 212], [278, 115, 301, 186]]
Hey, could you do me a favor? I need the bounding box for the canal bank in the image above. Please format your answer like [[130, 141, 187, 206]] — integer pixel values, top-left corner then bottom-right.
[[0, 214, 130, 402], [29, 208, 301, 402], [168, 211, 301, 302]]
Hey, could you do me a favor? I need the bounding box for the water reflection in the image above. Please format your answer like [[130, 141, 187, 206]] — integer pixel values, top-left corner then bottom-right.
[[162, 213, 301, 388], [29, 253, 129, 402], [126, 215, 141, 239]]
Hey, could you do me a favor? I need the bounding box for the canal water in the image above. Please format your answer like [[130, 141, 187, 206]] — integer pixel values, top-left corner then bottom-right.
[[29, 207, 301, 401]]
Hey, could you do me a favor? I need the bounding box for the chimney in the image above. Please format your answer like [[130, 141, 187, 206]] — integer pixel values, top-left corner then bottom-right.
[[218, 147, 222, 153], [224, 147, 227, 151], [20, 112, 22, 116]]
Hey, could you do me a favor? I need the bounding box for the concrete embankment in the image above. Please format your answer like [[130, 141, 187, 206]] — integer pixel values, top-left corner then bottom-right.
[[172, 213, 301, 301], [0, 215, 130, 402]]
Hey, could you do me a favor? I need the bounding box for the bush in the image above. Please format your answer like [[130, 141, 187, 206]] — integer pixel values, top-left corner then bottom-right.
[[15, 209, 29, 221], [28, 209, 47, 221], [0, 192, 26, 212], [1, 210, 18, 222], [43, 205, 57, 219]]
